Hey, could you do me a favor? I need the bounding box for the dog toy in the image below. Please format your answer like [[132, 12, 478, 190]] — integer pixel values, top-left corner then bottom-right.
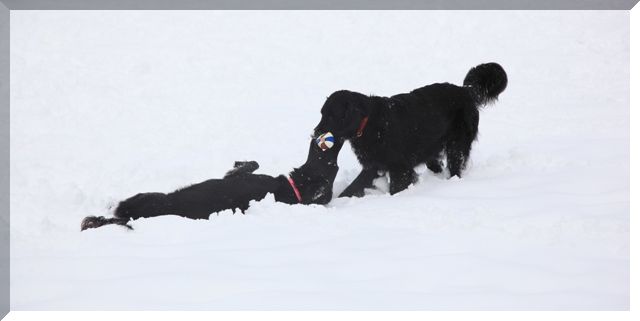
[[316, 132, 335, 151]]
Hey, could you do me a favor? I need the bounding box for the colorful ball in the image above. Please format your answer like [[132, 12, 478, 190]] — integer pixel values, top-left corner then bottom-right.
[[316, 132, 335, 151]]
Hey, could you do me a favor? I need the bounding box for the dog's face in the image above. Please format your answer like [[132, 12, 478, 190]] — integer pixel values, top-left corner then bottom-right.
[[304, 134, 344, 170], [289, 136, 345, 205], [314, 91, 367, 140]]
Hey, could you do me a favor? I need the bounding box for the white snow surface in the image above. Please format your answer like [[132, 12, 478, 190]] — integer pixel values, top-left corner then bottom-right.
[[10, 11, 629, 310]]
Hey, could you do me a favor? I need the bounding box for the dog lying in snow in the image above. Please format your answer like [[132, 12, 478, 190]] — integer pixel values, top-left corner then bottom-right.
[[81, 136, 343, 231]]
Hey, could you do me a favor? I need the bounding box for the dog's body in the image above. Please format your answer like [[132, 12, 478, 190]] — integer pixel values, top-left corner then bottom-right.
[[81, 138, 343, 230], [314, 63, 508, 196]]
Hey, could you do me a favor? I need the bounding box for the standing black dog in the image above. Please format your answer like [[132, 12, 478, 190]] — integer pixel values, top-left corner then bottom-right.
[[81, 137, 344, 231], [314, 62, 507, 197]]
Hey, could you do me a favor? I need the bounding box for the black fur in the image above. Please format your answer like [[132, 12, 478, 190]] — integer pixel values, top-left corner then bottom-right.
[[81, 138, 344, 231], [314, 62, 507, 196]]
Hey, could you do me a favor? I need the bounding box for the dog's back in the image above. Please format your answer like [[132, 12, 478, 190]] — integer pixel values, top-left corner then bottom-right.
[[377, 83, 478, 169], [169, 174, 279, 217], [114, 174, 280, 221], [369, 64, 506, 172]]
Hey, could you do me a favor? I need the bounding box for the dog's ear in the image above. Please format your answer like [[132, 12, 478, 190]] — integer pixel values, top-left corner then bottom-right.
[[316, 91, 370, 138], [340, 102, 361, 129], [339, 98, 369, 136], [345, 101, 366, 120]]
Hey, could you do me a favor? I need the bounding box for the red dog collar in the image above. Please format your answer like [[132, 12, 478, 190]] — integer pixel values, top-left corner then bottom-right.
[[287, 176, 302, 203], [356, 116, 369, 137]]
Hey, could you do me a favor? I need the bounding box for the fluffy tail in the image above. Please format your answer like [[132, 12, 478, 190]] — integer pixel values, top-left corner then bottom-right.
[[463, 62, 508, 106], [81, 216, 133, 231]]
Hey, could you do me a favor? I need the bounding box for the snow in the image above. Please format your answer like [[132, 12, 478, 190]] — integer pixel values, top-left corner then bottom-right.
[[9, 11, 629, 310]]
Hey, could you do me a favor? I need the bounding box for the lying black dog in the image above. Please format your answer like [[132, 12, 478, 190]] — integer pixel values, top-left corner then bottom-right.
[[81, 137, 344, 231], [314, 62, 507, 196]]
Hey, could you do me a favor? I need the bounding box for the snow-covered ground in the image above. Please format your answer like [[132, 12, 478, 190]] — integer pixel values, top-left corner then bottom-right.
[[9, 11, 629, 310]]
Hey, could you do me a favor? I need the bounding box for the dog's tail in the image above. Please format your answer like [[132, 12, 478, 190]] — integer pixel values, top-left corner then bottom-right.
[[463, 62, 508, 107], [81, 215, 133, 231]]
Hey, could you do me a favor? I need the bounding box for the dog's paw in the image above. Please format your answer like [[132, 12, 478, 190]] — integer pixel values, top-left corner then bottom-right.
[[225, 161, 260, 178]]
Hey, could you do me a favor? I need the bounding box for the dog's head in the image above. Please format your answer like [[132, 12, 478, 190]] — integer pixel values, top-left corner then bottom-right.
[[289, 137, 345, 205], [299, 135, 344, 182], [314, 90, 371, 140]]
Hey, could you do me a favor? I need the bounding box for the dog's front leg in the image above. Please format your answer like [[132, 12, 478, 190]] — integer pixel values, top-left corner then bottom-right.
[[389, 167, 418, 195], [339, 167, 383, 198]]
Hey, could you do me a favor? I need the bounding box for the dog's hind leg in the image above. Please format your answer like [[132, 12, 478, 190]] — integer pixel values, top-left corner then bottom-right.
[[339, 167, 383, 198], [446, 108, 478, 178], [389, 167, 417, 195], [445, 144, 466, 178]]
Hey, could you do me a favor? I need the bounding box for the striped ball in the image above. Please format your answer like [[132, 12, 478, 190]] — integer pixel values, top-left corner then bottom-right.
[[316, 132, 335, 151]]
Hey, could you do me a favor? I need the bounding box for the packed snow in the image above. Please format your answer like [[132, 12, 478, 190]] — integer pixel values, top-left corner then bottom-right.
[[10, 11, 629, 310]]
